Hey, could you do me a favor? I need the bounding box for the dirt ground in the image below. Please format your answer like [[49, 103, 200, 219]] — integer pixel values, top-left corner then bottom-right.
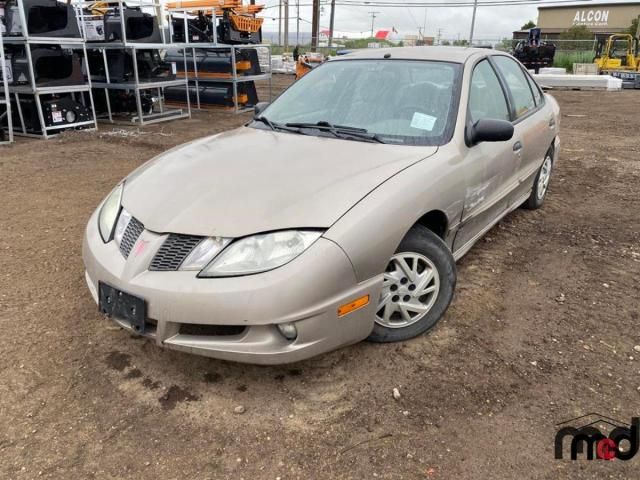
[[1, 75, 639, 479]]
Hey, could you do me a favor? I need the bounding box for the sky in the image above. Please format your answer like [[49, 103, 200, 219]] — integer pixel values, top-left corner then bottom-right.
[[260, 1, 540, 41], [258, 0, 638, 42]]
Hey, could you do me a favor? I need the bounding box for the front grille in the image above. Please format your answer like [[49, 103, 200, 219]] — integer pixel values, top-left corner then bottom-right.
[[150, 234, 203, 271], [119, 217, 144, 258]]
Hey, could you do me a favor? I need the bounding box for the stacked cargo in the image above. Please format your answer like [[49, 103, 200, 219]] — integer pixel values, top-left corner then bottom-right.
[[80, 0, 191, 124], [0, 0, 97, 138], [165, 0, 271, 112]]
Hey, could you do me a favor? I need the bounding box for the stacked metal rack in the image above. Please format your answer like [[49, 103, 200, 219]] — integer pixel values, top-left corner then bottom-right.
[[75, 0, 191, 125], [166, 4, 271, 113], [0, 25, 13, 144], [1, 0, 98, 138]]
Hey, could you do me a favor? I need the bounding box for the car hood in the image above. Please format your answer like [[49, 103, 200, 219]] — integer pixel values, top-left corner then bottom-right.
[[122, 126, 437, 237]]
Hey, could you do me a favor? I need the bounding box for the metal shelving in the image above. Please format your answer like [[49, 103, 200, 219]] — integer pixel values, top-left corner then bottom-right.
[[2, 0, 97, 139], [0, 26, 14, 144], [177, 43, 272, 112], [167, 5, 272, 113], [76, 0, 191, 124]]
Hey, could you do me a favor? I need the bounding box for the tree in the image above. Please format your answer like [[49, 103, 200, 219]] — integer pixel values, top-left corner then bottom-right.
[[498, 37, 514, 52], [441, 40, 451, 46], [521, 20, 536, 30], [559, 25, 593, 51], [452, 39, 469, 46], [559, 25, 592, 40]]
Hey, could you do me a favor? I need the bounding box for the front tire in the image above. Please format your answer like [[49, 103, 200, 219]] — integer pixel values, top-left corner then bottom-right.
[[368, 225, 456, 343]]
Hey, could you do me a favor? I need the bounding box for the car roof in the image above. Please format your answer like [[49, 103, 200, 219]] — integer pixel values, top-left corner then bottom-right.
[[334, 46, 505, 64]]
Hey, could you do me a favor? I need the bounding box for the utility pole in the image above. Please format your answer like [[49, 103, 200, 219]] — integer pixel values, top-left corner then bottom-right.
[[278, 0, 282, 46], [422, 9, 427, 41], [311, 0, 320, 51], [368, 11, 380, 38], [284, 0, 289, 51], [296, 0, 300, 45], [469, 0, 478, 45], [328, 0, 336, 49], [436, 28, 442, 45]]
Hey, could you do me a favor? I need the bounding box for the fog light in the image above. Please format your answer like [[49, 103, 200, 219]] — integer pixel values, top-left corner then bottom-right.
[[277, 322, 298, 340]]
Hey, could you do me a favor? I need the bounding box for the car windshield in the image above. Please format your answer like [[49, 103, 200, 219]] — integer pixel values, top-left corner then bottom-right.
[[253, 59, 462, 146]]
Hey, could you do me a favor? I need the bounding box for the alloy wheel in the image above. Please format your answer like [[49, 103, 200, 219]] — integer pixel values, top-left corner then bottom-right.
[[375, 252, 440, 329], [537, 155, 553, 200]]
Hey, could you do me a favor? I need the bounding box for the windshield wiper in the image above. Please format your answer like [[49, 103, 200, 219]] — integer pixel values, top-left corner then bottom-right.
[[333, 129, 386, 144], [253, 115, 276, 130], [285, 121, 367, 132], [284, 121, 385, 144], [253, 116, 306, 134]]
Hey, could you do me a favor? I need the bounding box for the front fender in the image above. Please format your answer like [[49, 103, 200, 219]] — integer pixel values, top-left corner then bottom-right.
[[324, 144, 466, 282]]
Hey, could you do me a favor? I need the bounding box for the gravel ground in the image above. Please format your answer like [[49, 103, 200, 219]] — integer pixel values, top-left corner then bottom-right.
[[1, 76, 639, 479]]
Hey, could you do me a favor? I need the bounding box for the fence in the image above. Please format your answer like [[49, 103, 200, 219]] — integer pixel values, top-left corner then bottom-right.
[[268, 37, 602, 71]]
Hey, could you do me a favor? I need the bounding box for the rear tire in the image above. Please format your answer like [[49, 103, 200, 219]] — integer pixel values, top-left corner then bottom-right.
[[368, 225, 456, 343], [523, 148, 554, 210]]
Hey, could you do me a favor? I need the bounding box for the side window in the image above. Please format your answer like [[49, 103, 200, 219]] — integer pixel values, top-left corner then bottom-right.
[[469, 60, 510, 124], [493, 56, 536, 118], [525, 71, 542, 105]]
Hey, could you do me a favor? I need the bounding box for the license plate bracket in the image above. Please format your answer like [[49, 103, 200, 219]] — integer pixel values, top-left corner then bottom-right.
[[98, 282, 147, 334]]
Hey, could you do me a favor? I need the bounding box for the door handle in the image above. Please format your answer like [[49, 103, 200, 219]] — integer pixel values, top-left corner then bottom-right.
[[548, 117, 556, 128], [513, 141, 523, 154]]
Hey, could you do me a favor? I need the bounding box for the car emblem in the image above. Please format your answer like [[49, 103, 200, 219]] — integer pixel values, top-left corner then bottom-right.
[[133, 240, 149, 257]]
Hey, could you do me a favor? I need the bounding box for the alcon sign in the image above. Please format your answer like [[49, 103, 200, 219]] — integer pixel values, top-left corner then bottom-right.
[[573, 9, 610, 26]]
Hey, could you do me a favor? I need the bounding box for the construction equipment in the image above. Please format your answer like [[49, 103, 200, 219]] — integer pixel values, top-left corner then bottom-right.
[[512, 28, 556, 73], [167, 0, 264, 44], [165, 81, 258, 109], [594, 33, 640, 88], [81, 4, 163, 43], [2, 0, 82, 38], [9, 94, 93, 134], [595, 34, 639, 71], [166, 47, 261, 79], [296, 52, 325, 79], [5, 45, 85, 86]]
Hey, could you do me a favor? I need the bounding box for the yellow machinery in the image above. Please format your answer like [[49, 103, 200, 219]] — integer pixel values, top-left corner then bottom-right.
[[594, 30, 640, 88], [594, 34, 639, 71]]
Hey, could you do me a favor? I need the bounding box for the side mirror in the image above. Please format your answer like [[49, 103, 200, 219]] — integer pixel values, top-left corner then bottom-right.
[[254, 102, 270, 116], [467, 119, 514, 145]]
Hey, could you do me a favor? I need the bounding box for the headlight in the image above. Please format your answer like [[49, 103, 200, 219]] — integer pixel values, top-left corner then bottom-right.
[[180, 237, 231, 271], [199, 230, 322, 277], [113, 208, 132, 247], [98, 183, 123, 242]]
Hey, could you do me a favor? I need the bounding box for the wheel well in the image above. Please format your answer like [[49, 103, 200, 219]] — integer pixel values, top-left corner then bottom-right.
[[415, 210, 448, 239]]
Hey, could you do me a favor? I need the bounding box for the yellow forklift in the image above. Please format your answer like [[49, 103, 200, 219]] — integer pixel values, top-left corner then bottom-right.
[[594, 19, 640, 88]]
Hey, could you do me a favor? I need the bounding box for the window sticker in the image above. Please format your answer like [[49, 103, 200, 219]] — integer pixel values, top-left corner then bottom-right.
[[410, 112, 437, 131]]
